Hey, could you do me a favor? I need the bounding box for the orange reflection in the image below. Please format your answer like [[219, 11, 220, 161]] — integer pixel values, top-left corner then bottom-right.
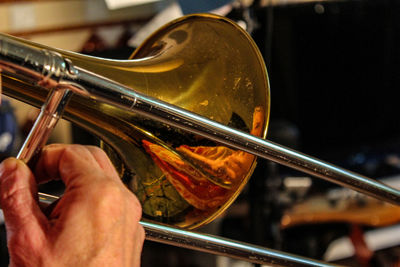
[[142, 107, 264, 210]]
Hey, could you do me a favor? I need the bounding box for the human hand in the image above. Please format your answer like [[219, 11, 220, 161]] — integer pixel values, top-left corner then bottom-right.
[[0, 144, 145, 267]]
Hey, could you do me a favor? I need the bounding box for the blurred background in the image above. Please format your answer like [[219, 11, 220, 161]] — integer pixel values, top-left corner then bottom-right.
[[0, 0, 400, 266]]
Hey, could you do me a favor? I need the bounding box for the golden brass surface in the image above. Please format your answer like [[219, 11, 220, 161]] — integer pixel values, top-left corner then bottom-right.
[[1, 14, 270, 229]]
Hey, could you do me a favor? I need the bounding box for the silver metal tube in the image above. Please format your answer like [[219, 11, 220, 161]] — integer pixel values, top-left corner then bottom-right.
[[141, 221, 339, 266], [17, 89, 72, 162]]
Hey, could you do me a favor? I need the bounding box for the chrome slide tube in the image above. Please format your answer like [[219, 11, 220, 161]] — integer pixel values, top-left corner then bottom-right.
[[17, 89, 72, 162], [142, 221, 338, 266]]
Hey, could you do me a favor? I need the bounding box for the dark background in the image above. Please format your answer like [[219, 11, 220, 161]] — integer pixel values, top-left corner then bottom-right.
[[257, 0, 400, 161]]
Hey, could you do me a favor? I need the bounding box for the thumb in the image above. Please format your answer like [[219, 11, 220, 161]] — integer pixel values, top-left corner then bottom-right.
[[0, 158, 47, 236]]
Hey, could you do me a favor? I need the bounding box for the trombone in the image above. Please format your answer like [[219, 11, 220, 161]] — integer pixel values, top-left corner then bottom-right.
[[0, 13, 399, 266]]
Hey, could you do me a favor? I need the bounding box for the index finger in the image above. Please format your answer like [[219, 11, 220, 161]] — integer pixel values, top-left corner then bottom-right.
[[34, 144, 120, 186]]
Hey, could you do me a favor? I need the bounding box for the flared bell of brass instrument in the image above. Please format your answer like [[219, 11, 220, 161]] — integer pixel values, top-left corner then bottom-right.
[[1, 14, 269, 228]]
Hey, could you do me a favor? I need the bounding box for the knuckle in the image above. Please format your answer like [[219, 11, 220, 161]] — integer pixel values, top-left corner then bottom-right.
[[127, 192, 143, 221], [59, 145, 81, 161], [44, 143, 62, 149], [89, 180, 143, 221], [1, 186, 25, 211], [0, 174, 32, 211], [60, 144, 98, 161], [89, 180, 125, 214], [87, 145, 107, 157]]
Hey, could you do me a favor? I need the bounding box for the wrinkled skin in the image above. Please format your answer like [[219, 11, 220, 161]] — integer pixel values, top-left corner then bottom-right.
[[0, 144, 145, 267]]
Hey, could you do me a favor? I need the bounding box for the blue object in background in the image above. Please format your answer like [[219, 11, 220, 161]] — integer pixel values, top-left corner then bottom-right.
[[178, 0, 232, 14], [0, 99, 17, 157]]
